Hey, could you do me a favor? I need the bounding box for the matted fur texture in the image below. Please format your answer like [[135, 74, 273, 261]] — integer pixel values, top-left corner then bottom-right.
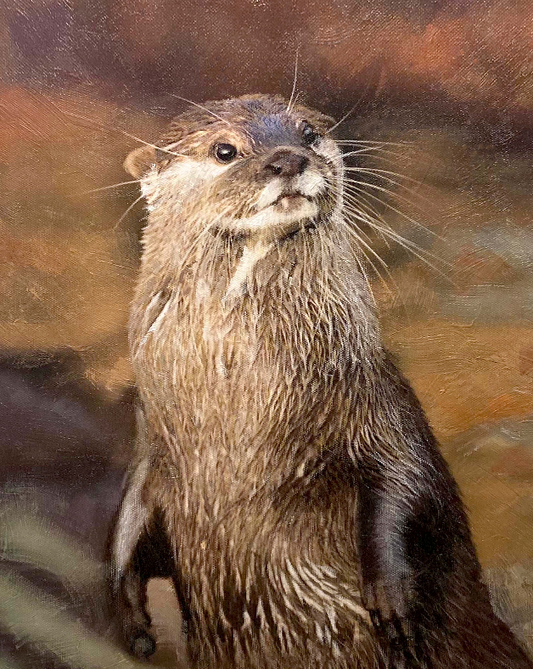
[[109, 95, 533, 669]]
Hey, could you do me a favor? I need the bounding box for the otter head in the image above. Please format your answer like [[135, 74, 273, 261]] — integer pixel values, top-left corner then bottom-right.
[[125, 95, 342, 244]]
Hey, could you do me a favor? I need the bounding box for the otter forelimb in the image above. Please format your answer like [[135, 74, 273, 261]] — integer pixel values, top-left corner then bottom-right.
[[108, 457, 172, 658]]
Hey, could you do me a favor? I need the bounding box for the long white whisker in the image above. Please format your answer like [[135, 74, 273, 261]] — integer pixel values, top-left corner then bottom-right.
[[342, 187, 389, 221], [114, 194, 144, 231], [342, 150, 416, 171], [341, 192, 394, 245], [352, 246, 377, 305], [81, 180, 141, 195], [41, 95, 185, 158], [327, 107, 359, 135], [343, 179, 444, 243], [369, 224, 454, 283], [340, 148, 399, 158], [343, 221, 389, 270], [344, 179, 424, 225], [336, 190, 387, 236], [342, 222, 394, 299], [342, 199, 385, 233], [170, 94, 231, 126], [286, 48, 300, 113], [345, 200, 451, 275], [326, 77, 378, 135], [335, 139, 414, 147], [339, 182, 453, 278], [343, 167, 430, 202]]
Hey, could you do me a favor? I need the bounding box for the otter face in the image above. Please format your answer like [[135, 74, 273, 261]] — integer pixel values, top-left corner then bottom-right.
[[125, 95, 342, 242]]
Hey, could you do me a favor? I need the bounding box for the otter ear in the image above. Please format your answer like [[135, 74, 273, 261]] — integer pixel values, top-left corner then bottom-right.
[[124, 145, 157, 178]]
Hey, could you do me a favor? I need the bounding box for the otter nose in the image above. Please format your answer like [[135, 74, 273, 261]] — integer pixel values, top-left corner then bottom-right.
[[264, 150, 309, 177]]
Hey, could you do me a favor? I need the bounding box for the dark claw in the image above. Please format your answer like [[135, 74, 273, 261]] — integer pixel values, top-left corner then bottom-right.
[[130, 629, 157, 659]]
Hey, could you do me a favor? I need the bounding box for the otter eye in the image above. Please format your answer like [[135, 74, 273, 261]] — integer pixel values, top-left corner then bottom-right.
[[301, 122, 319, 146], [214, 143, 238, 163]]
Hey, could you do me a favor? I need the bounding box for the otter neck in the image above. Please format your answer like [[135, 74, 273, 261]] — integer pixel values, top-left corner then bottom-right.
[[130, 210, 382, 489]]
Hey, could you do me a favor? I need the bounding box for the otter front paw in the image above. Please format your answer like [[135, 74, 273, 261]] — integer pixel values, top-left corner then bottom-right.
[[111, 571, 158, 659], [126, 625, 157, 659], [120, 609, 157, 659]]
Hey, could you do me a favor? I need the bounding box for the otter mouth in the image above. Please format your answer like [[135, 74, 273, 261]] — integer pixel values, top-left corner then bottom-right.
[[271, 191, 313, 213], [221, 181, 334, 238]]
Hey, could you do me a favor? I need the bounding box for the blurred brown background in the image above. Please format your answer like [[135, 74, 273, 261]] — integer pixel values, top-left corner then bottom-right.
[[0, 0, 532, 666]]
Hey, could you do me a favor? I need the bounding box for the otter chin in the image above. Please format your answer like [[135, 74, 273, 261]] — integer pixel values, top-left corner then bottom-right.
[[109, 94, 533, 669]]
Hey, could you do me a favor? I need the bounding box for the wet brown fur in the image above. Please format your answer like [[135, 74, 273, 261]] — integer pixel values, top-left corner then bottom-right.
[[109, 95, 533, 668]]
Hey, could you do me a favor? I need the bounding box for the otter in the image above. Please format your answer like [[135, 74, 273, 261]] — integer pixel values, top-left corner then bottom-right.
[[108, 94, 533, 668]]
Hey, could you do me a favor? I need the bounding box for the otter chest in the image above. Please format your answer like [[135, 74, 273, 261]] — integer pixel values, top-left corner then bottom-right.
[[162, 458, 372, 669]]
